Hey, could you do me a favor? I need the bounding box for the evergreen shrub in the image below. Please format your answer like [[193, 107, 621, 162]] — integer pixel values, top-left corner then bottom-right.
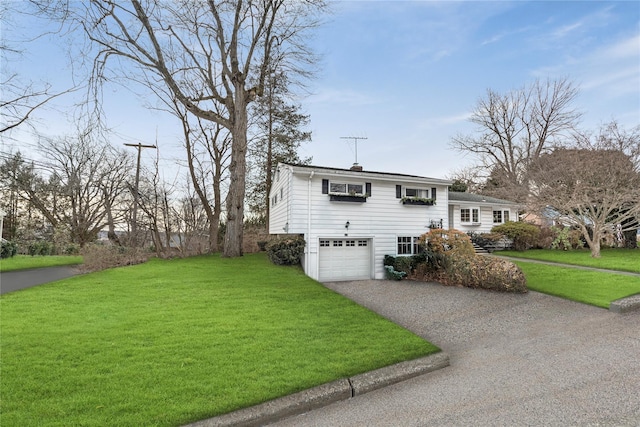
[[266, 236, 306, 265], [1, 240, 18, 259], [491, 221, 540, 251]]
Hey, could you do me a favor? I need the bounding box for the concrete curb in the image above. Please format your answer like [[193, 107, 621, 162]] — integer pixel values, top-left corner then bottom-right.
[[184, 352, 449, 427], [610, 294, 640, 313], [350, 351, 450, 396]]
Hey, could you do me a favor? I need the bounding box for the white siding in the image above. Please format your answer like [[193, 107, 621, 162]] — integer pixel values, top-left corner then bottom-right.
[[268, 164, 292, 235], [453, 204, 518, 234], [273, 167, 450, 280]]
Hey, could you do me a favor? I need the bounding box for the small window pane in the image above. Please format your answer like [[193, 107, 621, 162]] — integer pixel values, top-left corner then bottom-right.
[[346, 240, 355, 247], [333, 240, 343, 247], [358, 240, 368, 247], [405, 188, 427, 198], [330, 183, 346, 193], [348, 184, 363, 194], [493, 210, 502, 223], [320, 240, 330, 247], [504, 211, 510, 222], [461, 209, 470, 223], [472, 209, 479, 223]]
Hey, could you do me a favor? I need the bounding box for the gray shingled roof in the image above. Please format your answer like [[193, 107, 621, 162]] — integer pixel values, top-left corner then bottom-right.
[[283, 162, 452, 185], [448, 192, 519, 205]]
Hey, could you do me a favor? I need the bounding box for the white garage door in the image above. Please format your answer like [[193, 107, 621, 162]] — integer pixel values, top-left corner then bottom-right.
[[318, 238, 371, 282]]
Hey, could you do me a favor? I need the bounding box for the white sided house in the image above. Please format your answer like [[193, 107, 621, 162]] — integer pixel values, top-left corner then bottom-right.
[[269, 163, 451, 282], [448, 192, 520, 234]]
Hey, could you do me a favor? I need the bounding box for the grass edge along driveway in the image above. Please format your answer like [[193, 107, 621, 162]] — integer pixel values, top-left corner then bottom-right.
[[503, 255, 640, 308], [0, 253, 439, 427], [499, 248, 640, 273], [0, 255, 83, 272]]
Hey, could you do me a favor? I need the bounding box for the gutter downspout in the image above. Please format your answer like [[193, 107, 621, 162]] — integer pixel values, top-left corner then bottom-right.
[[307, 171, 314, 275]]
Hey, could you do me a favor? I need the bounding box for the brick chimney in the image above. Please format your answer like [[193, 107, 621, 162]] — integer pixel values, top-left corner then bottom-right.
[[350, 163, 363, 172]]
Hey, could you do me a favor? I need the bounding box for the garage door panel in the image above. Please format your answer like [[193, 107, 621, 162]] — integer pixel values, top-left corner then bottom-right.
[[318, 239, 371, 282]]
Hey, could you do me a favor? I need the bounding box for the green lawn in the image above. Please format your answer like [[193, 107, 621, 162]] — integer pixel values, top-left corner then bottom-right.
[[0, 255, 83, 272], [513, 261, 640, 308], [0, 253, 439, 427], [499, 249, 640, 273]]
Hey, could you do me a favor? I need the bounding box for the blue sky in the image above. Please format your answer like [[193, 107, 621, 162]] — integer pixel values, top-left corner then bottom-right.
[[2, 1, 639, 180]]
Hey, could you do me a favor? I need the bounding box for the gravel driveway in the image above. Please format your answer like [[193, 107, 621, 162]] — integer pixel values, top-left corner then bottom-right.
[[269, 280, 640, 426]]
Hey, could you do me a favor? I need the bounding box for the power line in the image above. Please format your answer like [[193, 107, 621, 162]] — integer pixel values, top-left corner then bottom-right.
[[124, 143, 157, 244]]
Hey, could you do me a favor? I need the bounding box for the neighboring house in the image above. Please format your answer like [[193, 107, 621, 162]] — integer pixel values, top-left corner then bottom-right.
[[448, 192, 520, 234], [269, 162, 451, 282]]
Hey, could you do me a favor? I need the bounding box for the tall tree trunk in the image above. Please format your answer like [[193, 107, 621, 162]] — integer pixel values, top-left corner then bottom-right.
[[587, 226, 602, 258], [211, 158, 223, 252], [223, 88, 248, 258], [103, 189, 120, 245]]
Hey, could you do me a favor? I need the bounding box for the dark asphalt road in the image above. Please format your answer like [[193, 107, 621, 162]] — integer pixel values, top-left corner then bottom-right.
[[269, 280, 640, 427], [0, 266, 81, 295]]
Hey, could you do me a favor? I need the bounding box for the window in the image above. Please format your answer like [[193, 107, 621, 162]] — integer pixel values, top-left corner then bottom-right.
[[333, 240, 343, 247], [346, 240, 355, 247], [330, 182, 364, 195], [461, 208, 480, 224], [358, 240, 368, 247], [493, 210, 503, 224], [320, 240, 330, 247], [397, 236, 420, 255], [504, 210, 510, 222], [461, 208, 470, 223], [404, 188, 428, 198]]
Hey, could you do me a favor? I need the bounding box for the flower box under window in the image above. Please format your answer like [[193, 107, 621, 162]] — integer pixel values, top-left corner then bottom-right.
[[401, 197, 435, 206], [329, 193, 367, 202]]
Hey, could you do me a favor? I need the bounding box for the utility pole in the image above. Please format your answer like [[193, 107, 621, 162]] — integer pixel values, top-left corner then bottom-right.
[[124, 143, 157, 245], [340, 136, 368, 166]]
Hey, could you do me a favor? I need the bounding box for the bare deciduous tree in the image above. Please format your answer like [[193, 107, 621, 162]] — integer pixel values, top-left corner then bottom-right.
[[0, 137, 133, 247], [38, 0, 325, 257], [528, 143, 640, 257], [0, 3, 77, 133], [179, 106, 231, 253], [451, 77, 582, 202]]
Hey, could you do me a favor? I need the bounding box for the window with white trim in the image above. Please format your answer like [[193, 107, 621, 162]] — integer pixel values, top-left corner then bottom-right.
[[358, 240, 368, 247], [330, 182, 364, 196], [461, 207, 480, 224], [333, 240, 343, 247], [346, 240, 355, 247], [397, 236, 421, 255], [404, 188, 429, 198], [461, 208, 470, 223], [492, 209, 511, 224], [320, 240, 330, 247]]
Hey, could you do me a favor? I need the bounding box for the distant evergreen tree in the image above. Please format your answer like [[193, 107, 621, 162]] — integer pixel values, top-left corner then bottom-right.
[[247, 70, 312, 226]]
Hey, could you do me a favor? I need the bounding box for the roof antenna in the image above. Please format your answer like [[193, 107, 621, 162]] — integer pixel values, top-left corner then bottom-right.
[[340, 136, 368, 168]]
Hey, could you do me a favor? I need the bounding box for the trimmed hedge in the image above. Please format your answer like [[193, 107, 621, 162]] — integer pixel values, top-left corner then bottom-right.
[[408, 228, 528, 293], [491, 221, 540, 251], [265, 236, 306, 266], [446, 255, 527, 293]]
